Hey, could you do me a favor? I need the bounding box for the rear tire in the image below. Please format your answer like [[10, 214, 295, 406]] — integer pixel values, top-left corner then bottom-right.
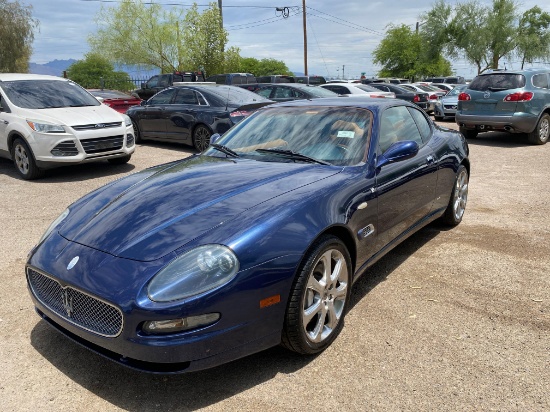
[[11, 137, 44, 180], [459, 127, 478, 139], [193, 124, 212, 152], [440, 165, 469, 226], [527, 113, 549, 145], [434, 115, 444, 121]]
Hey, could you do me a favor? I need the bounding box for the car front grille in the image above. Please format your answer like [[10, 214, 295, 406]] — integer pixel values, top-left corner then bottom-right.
[[51, 141, 79, 156], [444, 105, 458, 110], [81, 135, 124, 154], [27, 267, 123, 337], [72, 121, 122, 131]]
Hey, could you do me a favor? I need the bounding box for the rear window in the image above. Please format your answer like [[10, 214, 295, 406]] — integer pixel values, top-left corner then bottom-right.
[[468, 74, 525, 91]]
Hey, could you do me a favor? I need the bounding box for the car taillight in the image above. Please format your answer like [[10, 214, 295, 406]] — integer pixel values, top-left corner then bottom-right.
[[503, 92, 533, 102], [413, 94, 420, 103], [230, 110, 252, 118], [429, 94, 438, 100], [458, 93, 471, 101]]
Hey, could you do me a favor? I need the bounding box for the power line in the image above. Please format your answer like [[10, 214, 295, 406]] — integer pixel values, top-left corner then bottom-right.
[[306, 6, 385, 36]]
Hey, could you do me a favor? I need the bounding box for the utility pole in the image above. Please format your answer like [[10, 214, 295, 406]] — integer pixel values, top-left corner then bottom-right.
[[302, 0, 308, 75], [218, 0, 223, 29], [342, 65, 345, 80]]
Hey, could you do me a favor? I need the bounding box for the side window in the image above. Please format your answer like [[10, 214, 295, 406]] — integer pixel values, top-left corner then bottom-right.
[[231, 76, 243, 85], [408, 107, 432, 143], [379, 106, 423, 153], [256, 87, 274, 98], [146, 75, 159, 88], [173, 89, 198, 105], [215, 75, 227, 85], [197, 93, 207, 105], [292, 89, 306, 98], [274, 87, 293, 98], [149, 88, 177, 105], [158, 75, 170, 88], [326, 86, 348, 94], [532, 73, 549, 89]]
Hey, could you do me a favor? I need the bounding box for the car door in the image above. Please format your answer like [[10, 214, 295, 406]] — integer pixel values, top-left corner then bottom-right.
[[164, 88, 200, 143], [374, 105, 438, 251], [138, 88, 178, 139], [0, 92, 11, 153]]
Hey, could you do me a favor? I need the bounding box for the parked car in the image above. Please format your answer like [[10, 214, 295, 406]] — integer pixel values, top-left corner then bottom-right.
[[127, 84, 273, 151], [88, 89, 142, 113], [424, 76, 465, 84], [205, 73, 256, 85], [253, 83, 338, 102], [0, 74, 135, 180], [369, 83, 430, 111], [456, 68, 550, 144], [132, 71, 206, 100], [26, 96, 469, 373], [320, 83, 395, 98], [400, 83, 446, 114], [433, 85, 468, 120], [293, 75, 327, 85], [430, 83, 455, 93], [255, 75, 296, 83]]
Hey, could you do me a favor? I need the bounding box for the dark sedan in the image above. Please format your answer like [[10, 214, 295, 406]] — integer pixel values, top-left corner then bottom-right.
[[27, 97, 469, 373], [252, 83, 338, 102], [369, 83, 430, 111], [126, 85, 273, 151]]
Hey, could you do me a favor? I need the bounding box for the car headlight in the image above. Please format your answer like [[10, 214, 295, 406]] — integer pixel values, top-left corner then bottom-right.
[[38, 208, 70, 245], [27, 120, 65, 133], [148, 245, 240, 302], [122, 114, 132, 127]]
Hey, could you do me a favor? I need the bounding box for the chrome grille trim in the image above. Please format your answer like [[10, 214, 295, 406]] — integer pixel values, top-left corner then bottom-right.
[[81, 135, 124, 154], [51, 141, 79, 156], [27, 267, 123, 338], [72, 121, 122, 131]]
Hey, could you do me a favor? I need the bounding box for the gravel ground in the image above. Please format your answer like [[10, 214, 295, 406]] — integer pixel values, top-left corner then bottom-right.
[[0, 122, 548, 411]]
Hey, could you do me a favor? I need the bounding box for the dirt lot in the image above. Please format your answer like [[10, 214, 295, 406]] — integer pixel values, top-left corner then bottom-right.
[[0, 122, 548, 411]]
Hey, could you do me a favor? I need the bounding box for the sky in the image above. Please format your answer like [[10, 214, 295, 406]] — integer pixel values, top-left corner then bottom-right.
[[26, 0, 550, 80]]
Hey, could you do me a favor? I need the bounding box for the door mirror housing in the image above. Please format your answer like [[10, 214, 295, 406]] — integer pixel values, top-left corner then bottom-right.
[[209, 133, 221, 145], [376, 140, 419, 169]]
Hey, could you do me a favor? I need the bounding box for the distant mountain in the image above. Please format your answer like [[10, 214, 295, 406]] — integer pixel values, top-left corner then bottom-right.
[[29, 59, 77, 76]]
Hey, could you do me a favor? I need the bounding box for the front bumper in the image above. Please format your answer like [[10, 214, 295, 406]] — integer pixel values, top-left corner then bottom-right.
[[26, 237, 298, 373]]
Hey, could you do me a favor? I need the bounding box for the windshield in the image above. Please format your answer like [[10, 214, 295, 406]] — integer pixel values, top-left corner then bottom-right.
[[447, 85, 466, 96], [304, 86, 339, 98], [205, 105, 372, 166], [1, 80, 101, 109], [201, 85, 271, 105]]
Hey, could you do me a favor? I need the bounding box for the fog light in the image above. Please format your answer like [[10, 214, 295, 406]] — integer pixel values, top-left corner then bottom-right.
[[142, 313, 220, 335]]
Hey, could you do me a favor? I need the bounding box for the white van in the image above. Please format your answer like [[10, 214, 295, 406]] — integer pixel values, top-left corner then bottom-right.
[[0, 74, 135, 179]]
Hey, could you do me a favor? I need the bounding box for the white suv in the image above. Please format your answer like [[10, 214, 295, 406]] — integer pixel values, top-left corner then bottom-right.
[[0, 74, 136, 179]]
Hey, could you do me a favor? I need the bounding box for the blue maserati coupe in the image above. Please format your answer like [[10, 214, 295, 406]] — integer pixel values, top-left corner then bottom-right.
[[26, 96, 469, 373]]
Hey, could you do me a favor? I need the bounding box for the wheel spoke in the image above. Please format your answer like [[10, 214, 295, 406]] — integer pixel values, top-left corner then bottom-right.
[[309, 305, 327, 342], [325, 300, 340, 329], [307, 275, 325, 295], [303, 299, 322, 326]]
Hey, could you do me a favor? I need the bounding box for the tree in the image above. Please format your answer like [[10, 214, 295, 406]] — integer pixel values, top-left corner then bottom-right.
[[239, 58, 293, 76], [66, 53, 135, 91], [89, 0, 232, 75], [0, 0, 39, 73], [422, 0, 527, 74], [373, 24, 451, 80], [516, 6, 550, 69]]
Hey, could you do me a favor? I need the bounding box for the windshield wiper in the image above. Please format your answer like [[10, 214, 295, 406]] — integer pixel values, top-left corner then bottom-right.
[[255, 148, 331, 165], [211, 143, 240, 158]]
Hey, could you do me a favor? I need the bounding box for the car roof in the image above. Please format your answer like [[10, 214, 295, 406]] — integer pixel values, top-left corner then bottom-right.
[[265, 95, 413, 111], [0, 73, 69, 82]]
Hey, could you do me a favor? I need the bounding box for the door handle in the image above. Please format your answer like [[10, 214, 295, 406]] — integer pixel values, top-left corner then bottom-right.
[[426, 155, 435, 164]]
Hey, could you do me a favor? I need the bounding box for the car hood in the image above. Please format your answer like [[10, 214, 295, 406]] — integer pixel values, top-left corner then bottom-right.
[[59, 156, 341, 261], [19, 104, 124, 127]]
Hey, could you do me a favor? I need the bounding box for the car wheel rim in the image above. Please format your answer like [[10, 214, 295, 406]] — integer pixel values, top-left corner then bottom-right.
[[302, 249, 348, 343], [195, 127, 211, 151], [453, 169, 468, 221], [14, 143, 30, 175], [539, 118, 549, 141]]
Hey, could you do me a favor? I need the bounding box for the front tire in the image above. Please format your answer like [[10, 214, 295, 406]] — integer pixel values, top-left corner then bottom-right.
[[282, 236, 351, 355], [131, 120, 142, 143], [440, 165, 469, 226], [11, 137, 44, 180], [193, 124, 212, 152], [108, 155, 132, 165], [527, 113, 549, 145]]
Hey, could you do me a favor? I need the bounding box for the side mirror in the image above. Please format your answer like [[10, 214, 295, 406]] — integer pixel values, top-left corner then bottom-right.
[[95, 96, 105, 104], [376, 140, 419, 169], [209, 133, 221, 145], [141, 82, 146, 89], [140, 100, 147, 106]]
